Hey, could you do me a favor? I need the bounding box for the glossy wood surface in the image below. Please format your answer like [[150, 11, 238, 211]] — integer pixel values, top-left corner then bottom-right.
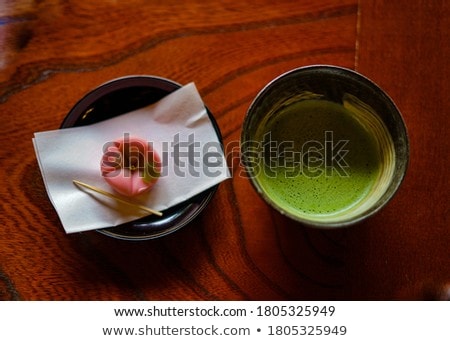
[[0, 0, 448, 300]]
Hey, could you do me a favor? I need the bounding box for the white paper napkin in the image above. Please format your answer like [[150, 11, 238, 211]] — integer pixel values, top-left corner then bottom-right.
[[33, 83, 230, 233]]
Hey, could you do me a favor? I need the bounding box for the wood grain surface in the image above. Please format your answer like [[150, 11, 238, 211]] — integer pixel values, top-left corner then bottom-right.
[[0, 0, 448, 300]]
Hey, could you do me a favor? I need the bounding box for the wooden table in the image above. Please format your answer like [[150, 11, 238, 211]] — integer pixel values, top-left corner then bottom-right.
[[0, 0, 448, 300]]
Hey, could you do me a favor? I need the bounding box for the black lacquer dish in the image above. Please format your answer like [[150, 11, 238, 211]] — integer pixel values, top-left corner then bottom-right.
[[61, 76, 221, 240]]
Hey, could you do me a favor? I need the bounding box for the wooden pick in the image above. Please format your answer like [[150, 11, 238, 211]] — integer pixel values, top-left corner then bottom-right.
[[73, 180, 163, 216]]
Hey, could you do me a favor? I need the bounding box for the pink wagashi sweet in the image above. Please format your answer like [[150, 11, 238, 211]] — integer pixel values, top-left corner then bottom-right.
[[101, 136, 161, 197]]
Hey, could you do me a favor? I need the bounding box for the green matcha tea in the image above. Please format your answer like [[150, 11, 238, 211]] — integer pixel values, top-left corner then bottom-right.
[[254, 99, 382, 220]]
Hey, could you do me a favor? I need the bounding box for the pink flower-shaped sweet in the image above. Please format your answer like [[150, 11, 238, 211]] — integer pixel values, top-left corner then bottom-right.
[[101, 136, 161, 197]]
